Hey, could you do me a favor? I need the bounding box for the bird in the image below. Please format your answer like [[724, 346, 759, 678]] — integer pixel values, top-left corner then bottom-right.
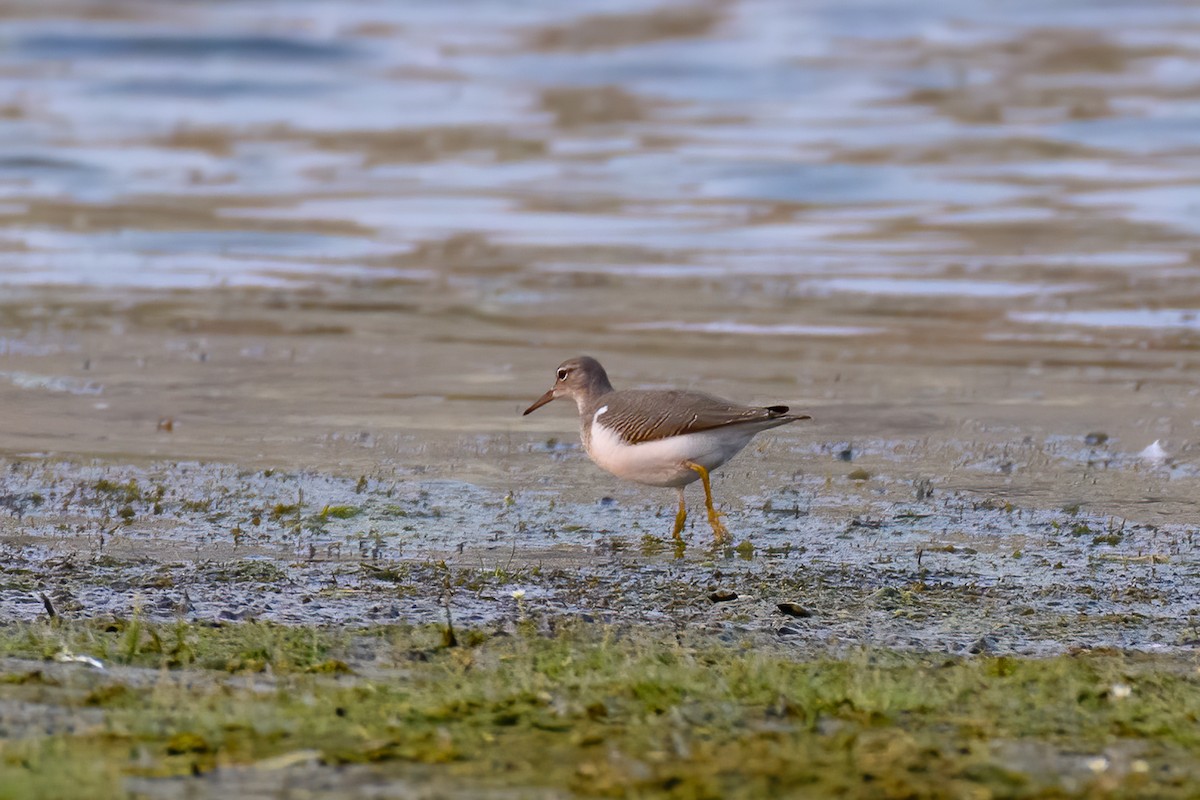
[[522, 356, 809, 544]]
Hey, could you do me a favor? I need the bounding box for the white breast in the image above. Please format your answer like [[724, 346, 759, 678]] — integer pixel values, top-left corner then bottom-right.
[[585, 410, 758, 488]]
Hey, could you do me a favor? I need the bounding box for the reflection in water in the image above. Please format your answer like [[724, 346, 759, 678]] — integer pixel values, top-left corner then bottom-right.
[[801, 277, 1083, 298], [619, 321, 884, 337], [1012, 309, 1200, 330], [0, 0, 1198, 523]]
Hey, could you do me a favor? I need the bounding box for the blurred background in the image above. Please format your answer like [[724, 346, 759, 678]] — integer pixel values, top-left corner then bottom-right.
[[1, 0, 1198, 520]]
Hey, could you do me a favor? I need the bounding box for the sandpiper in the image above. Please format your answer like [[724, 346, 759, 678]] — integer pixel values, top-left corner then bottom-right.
[[523, 356, 809, 544]]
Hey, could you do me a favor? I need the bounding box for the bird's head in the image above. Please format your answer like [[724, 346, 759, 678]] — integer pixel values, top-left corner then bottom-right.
[[523, 355, 612, 415]]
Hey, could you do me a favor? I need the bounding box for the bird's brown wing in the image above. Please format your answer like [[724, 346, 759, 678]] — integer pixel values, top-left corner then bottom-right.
[[596, 390, 805, 445]]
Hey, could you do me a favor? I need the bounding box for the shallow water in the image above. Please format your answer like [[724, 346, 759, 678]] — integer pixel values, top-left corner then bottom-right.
[[2, 457, 1197, 658], [1, 0, 1200, 632]]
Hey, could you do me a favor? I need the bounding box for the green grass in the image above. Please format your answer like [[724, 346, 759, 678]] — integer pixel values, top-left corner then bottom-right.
[[0, 619, 1196, 798]]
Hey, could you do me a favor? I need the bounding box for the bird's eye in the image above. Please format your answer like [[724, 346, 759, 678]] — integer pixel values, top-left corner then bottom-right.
[[556, 368, 568, 381]]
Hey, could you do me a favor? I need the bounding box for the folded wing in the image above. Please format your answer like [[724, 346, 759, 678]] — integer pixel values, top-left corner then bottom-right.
[[598, 390, 808, 445]]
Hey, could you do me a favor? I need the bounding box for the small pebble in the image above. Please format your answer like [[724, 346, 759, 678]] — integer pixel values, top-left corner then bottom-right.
[[967, 635, 999, 655], [776, 602, 813, 618], [708, 589, 738, 603]]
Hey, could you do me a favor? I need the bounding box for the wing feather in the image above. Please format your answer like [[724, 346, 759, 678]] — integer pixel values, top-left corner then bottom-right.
[[597, 390, 805, 445]]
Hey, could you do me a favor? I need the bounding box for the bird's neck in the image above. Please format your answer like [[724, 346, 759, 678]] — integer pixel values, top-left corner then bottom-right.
[[577, 390, 611, 451], [575, 377, 614, 417]]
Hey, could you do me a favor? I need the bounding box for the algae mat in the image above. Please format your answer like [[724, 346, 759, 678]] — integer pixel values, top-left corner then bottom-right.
[[1, 620, 1199, 799]]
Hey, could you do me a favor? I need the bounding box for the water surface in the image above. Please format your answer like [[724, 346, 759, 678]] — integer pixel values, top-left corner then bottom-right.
[[0, 0, 1198, 528]]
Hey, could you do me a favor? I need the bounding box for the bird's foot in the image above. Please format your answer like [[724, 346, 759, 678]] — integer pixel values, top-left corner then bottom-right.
[[706, 505, 731, 545]]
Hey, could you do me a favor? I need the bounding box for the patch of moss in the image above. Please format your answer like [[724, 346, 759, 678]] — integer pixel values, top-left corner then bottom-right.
[[379, 504, 408, 518], [360, 563, 413, 584], [0, 621, 1196, 798], [318, 504, 362, 520], [83, 683, 133, 707], [94, 479, 142, 504], [305, 658, 353, 675], [268, 502, 300, 521], [205, 561, 287, 585], [164, 731, 211, 755]]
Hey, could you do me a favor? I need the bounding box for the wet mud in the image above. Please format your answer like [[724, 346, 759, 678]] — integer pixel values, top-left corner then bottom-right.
[[1, 454, 1196, 657]]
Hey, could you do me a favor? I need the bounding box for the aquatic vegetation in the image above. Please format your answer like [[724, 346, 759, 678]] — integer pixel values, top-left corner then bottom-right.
[[317, 504, 362, 520], [0, 619, 1197, 798]]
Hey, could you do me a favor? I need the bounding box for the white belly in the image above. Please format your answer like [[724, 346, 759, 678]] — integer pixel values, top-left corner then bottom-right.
[[585, 419, 756, 488]]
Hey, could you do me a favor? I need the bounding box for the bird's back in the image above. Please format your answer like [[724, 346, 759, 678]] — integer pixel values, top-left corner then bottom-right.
[[588, 388, 804, 447]]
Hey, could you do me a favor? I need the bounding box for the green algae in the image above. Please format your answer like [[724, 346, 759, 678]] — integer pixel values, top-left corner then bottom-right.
[[318, 504, 362, 520], [0, 619, 1197, 798]]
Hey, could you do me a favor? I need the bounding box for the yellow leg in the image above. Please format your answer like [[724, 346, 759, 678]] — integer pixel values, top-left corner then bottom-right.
[[684, 461, 730, 544], [670, 487, 687, 543]]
